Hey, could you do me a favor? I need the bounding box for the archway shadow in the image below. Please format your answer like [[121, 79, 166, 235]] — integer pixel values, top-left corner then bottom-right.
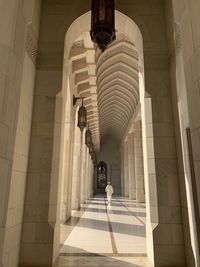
[[58, 245, 149, 267], [84, 206, 146, 217], [66, 216, 146, 237]]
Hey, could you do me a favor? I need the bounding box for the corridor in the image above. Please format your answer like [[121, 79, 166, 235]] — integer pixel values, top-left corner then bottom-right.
[[58, 196, 150, 267]]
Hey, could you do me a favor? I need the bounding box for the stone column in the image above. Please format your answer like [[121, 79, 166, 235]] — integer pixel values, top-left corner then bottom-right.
[[60, 121, 71, 222], [120, 145, 125, 196], [127, 132, 136, 199], [80, 131, 87, 205], [85, 147, 89, 201], [123, 141, 129, 197], [141, 47, 186, 265], [85, 148, 89, 200], [88, 159, 93, 197], [133, 121, 145, 203], [90, 163, 94, 197], [85, 148, 90, 200], [86, 155, 90, 199], [88, 157, 93, 199], [71, 129, 82, 210], [66, 119, 76, 218]]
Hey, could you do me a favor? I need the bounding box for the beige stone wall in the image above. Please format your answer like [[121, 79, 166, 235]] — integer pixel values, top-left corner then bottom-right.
[[0, 1, 41, 267], [165, 1, 200, 266]]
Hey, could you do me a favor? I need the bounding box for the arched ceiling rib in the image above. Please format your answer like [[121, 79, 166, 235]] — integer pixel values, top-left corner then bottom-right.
[[96, 35, 140, 141], [97, 74, 139, 98]]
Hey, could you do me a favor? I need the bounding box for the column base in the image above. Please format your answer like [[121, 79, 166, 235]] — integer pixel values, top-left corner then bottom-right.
[[129, 188, 136, 199], [136, 189, 145, 203]]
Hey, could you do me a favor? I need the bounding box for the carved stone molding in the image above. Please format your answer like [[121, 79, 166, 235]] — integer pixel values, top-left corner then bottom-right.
[[174, 23, 182, 55], [168, 23, 182, 63], [25, 25, 38, 65]]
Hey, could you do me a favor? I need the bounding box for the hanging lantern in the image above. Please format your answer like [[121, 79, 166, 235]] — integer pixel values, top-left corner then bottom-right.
[[77, 98, 87, 131], [90, 0, 116, 52], [89, 142, 94, 155], [85, 128, 92, 146]]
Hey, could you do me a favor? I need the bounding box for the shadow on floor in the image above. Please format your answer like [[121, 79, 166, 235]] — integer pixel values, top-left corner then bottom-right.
[[58, 245, 149, 267], [66, 216, 146, 237], [86, 201, 141, 208], [84, 206, 146, 217]]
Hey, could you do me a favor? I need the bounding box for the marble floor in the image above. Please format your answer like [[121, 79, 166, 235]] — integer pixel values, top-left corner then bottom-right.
[[58, 195, 152, 267]]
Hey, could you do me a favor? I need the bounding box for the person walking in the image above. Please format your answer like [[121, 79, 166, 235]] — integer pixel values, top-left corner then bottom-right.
[[105, 181, 113, 205]]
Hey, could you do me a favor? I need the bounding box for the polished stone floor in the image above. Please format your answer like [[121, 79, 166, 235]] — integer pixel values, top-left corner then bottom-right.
[[58, 196, 151, 267]]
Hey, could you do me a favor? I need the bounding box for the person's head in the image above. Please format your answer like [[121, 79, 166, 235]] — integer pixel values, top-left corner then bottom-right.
[[108, 181, 111, 185]]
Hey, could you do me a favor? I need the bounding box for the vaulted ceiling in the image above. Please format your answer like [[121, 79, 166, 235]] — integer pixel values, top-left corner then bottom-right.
[[96, 35, 139, 141], [70, 33, 139, 150]]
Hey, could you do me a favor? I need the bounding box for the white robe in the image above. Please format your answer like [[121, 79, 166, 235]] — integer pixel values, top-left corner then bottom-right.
[[105, 185, 113, 202], [105, 185, 113, 195]]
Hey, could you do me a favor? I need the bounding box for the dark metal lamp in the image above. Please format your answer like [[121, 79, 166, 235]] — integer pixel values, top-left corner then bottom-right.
[[89, 142, 94, 155], [90, 0, 116, 52], [73, 95, 87, 131], [85, 127, 92, 147]]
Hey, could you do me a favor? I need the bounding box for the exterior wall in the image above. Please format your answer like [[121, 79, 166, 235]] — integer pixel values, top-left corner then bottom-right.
[[96, 136, 121, 195], [165, 1, 200, 266], [0, 1, 41, 267]]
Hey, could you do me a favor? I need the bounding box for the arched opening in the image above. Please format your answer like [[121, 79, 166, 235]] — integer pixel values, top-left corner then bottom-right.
[[51, 10, 155, 266], [97, 161, 107, 191], [44, 7, 189, 267]]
